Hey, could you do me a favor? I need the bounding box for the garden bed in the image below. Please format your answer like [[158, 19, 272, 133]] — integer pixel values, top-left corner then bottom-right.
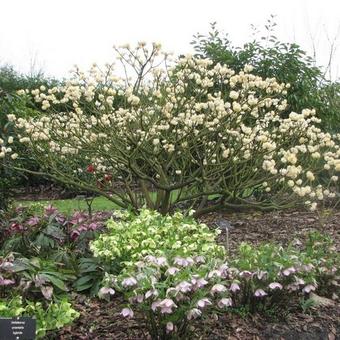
[[49, 208, 340, 340]]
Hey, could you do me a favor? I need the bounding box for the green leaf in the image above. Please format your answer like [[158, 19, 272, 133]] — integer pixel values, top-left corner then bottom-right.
[[40, 274, 68, 291], [75, 282, 94, 292], [74, 275, 93, 286]]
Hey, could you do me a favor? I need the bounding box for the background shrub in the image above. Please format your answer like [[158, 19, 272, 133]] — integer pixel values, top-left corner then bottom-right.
[[0, 65, 60, 209]]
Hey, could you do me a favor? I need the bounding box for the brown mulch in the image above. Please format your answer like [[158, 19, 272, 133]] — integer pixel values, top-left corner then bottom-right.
[[52, 294, 339, 340], [200, 209, 340, 254], [48, 208, 340, 340], [195, 303, 340, 340]]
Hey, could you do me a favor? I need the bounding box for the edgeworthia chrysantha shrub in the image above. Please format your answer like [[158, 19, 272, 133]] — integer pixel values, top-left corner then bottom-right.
[[2, 42, 339, 216]]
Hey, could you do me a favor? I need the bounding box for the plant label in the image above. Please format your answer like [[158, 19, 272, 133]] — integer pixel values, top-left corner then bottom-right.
[[0, 317, 36, 340]]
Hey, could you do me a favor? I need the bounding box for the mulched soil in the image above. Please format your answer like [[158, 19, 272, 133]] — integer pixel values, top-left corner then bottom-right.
[[48, 208, 340, 340], [52, 295, 339, 340], [200, 209, 340, 254]]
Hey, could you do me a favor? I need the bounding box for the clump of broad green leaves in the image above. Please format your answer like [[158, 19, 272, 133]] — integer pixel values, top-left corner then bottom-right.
[[0, 203, 111, 258], [4, 42, 339, 216], [92, 210, 338, 340], [0, 296, 79, 338]]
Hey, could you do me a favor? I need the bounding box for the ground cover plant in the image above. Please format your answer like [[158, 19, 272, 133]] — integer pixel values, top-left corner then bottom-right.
[[0, 295, 79, 338], [0, 203, 111, 256], [90, 209, 225, 268], [0, 251, 79, 338]]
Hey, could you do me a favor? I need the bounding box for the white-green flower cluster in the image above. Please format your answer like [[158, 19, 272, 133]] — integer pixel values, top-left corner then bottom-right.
[[90, 209, 225, 264]]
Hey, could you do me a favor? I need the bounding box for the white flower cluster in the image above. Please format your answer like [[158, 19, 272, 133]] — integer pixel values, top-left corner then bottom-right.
[[0, 133, 18, 160]]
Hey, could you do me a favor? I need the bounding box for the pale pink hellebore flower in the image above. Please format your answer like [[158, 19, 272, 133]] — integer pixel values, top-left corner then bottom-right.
[[217, 298, 233, 308], [282, 267, 296, 276], [197, 298, 212, 309], [166, 267, 179, 276], [122, 277, 137, 288], [302, 284, 316, 294], [254, 289, 267, 297], [176, 281, 192, 293], [210, 284, 227, 294], [229, 282, 240, 293], [166, 322, 174, 332], [268, 282, 283, 290], [159, 299, 177, 314], [121, 308, 134, 318]]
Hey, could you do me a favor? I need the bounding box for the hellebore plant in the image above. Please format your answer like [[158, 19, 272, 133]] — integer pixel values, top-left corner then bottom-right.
[[99, 247, 338, 340], [0, 204, 111, 257], [90, 209, 225, 271], [100, 256, 234, 339], [0, 295, 79, 339]]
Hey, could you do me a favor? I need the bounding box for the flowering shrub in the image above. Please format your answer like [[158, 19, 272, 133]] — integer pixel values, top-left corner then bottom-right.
[[0, 295, 79, 338], [90, 209, 225, 271], [192, 20, 340, 133], [96, 227, 339, 339], [3, 43, 339, 216]]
